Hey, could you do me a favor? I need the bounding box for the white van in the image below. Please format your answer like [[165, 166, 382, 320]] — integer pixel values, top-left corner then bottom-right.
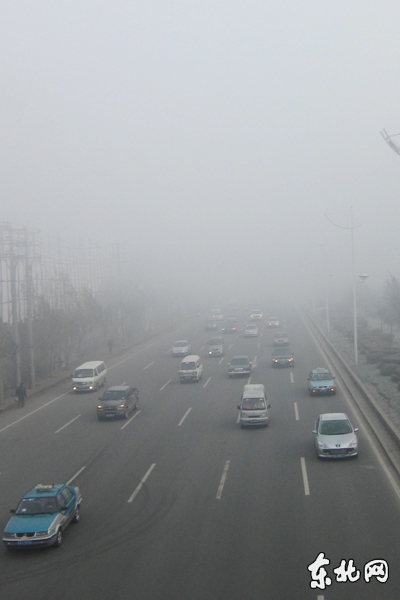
[[179, 355, 203, 383], [72, 361, 107, 392], [238, 384, 270, 427]]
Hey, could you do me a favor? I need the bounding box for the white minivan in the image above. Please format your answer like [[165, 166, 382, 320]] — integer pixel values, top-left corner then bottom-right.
[[179, 355, 203, 383], [238, 384, 270, 427], [72, 361, 107, 392]]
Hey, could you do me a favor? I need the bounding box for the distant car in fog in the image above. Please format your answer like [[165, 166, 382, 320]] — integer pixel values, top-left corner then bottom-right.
[[271, 348, 294, 367], [250, 309, 263, 320], [308, 368, 336, 395], [204, 320, 217, 331], [244, 323, 258, 337], [171, 340, 191, 357], [207, 337, 224, 356], [273, 331, 289, 346], [228, 355, 252, 377], [267, 317, 280, 327], [222, 318, 237, 334]]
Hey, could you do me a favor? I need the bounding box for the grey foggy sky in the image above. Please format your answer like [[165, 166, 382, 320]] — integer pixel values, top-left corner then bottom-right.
[[2, 1, 400, 303]]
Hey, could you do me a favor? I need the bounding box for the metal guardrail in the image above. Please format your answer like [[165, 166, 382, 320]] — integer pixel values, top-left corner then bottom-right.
[[303, 309, 400, 475]]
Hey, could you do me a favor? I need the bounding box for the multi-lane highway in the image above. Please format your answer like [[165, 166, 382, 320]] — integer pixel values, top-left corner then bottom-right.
[[0, 311, 399, 599]]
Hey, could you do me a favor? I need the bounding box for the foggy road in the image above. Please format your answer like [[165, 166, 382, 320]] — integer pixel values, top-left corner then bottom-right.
[[0, 312, 399, 600]]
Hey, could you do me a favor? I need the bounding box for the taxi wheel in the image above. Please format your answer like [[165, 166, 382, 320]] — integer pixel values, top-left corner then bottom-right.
[[72, 507, 80, 524], [54, 529, 62, 548]]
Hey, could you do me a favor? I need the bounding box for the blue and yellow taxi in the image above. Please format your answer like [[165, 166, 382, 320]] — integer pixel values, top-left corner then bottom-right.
[[2, 483, 82, 549], [308, 368, 336, 396]]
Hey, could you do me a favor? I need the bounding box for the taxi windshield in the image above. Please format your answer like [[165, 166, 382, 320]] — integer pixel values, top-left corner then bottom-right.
[[16, 497, 58, 515]]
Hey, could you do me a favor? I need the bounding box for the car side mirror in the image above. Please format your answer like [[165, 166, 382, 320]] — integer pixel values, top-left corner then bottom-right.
[[237, 405, 240, 410], [307, 376, 310, 380], [312, 429, 317, 434], [354, 428, 359, 432], [267, 404, 271, 409], [10, 509, 15, 514], [332, 376, 336, 379]]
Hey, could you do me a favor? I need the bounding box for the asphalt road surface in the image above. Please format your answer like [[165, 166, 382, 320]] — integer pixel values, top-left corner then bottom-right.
[[0, 312, 399, 600]]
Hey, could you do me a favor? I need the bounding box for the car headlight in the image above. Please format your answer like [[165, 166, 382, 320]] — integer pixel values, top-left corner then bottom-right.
[[97, 404, 103, 409], [36, 531, 49, 537], [259, 411, 267, 417], [317, 441, 328, 449], [5, 532, 16, 538], [348, 438, 357, 447]]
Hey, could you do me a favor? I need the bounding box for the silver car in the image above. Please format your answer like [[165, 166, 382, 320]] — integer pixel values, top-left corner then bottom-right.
[[207, 337, 224, 356], [244, 323, 259, 337], [171, 340, 191, 357], [313, 413, 358, 459]]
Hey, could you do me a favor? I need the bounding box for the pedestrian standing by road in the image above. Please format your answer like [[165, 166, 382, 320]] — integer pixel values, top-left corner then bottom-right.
[[15, 383, 27, 408]]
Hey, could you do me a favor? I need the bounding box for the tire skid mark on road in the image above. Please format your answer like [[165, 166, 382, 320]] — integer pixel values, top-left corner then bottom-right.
[[216, 460, 231, 499], [55, 414, 81, 434], [128, 463, 156, 503]]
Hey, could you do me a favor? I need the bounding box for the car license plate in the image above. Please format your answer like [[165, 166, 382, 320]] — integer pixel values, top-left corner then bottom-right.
[[251, 420, 259, 423], [105, 414, 114, 418], [18, 540, 32, 545], [235, 368, 243, 372]]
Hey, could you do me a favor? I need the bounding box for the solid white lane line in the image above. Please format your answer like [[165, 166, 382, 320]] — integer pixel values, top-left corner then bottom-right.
[[178, 407, 192, 427], [216, 460, 231, 499], [203, 376, 211, 388], [228, 344, 233, 350], [143, 361, 154, 370], [218, 357, 224, 365], [128, 463, 156, 503], [121, 409, 141, 429], [300, 457, 310, 496], [290, 371, 294, 383], [0, 391, 70, 434], [67, 465, 86, 485], [55, 414, 81, 434], [294, 402, 299, 421], [160, 379, 171, 391]]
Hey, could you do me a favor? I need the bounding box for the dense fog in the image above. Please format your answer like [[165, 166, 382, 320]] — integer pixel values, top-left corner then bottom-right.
[[1, 1, 400, 307]]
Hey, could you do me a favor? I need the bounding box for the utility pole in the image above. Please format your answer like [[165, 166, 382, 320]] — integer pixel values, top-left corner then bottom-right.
[[8, 225, 21, 385], [25, 229, 35, 389]]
